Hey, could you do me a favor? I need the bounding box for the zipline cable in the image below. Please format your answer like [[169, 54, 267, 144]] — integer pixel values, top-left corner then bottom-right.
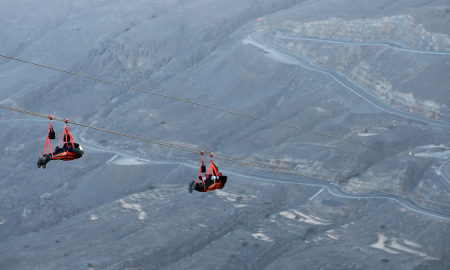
[[0, 54, 449, 168], [1, 104, 449, 209], [2, 104, 447, 205]]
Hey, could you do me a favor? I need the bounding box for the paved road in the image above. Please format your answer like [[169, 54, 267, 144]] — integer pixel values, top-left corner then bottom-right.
[[275, 32, 450, 56], [247, 31, 450, 128], [1, 118, 449, 221]]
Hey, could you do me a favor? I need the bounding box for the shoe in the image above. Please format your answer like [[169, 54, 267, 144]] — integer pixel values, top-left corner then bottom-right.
[[188, 181, 196, 193], [37, 156, 50, 169], [37, 157, 44, 168]]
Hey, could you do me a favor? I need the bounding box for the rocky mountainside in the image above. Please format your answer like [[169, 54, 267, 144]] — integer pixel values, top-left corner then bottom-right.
[[1, 0, 450, 269], [275, 15, 450, 121]]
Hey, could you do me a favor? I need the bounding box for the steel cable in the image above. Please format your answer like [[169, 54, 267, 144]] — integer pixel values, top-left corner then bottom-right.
[[1, 54, 449, 168], [1, 104, 449, 209]]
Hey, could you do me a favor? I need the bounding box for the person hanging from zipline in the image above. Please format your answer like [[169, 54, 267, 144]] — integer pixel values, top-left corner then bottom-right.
[[189, 151, 227, 193], [37, 117, 84, 169]]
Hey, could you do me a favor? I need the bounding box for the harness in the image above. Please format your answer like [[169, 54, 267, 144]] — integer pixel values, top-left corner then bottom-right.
[[195, 152, 221, 192], [52, 149, 78, 161], [42, 117, 78, 161]]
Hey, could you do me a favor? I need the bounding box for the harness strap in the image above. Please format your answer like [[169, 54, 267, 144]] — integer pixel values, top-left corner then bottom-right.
[[43, 122, 54, 158], [58, 126, 75, 148], [206, 159, 220, 178], [212, 162, 220, 177], [196, 155, 206, 186]]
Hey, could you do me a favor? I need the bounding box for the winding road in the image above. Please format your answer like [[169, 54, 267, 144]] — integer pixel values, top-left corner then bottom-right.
[[275, 32, 450, 56], [247, 31, 450, 128], [246, 31, 450, 219], [2, 118, 449, 221], [247, 30, 450, 200]]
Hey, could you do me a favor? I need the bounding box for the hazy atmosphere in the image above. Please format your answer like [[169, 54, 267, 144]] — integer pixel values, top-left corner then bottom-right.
[[1, 0, 450, 269]]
